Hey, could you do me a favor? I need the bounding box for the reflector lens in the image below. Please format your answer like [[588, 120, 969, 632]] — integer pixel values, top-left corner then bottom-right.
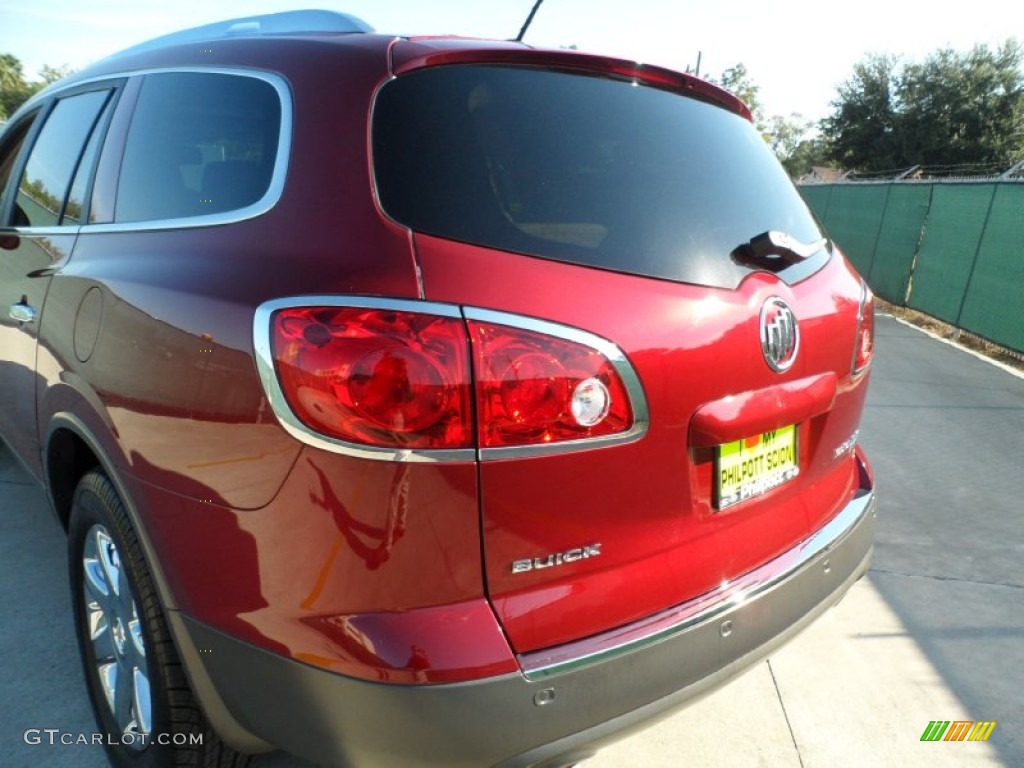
[[571, 377, 611, 427]]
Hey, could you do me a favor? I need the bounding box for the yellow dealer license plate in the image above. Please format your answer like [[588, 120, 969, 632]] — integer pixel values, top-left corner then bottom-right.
[[716, 425, 799, 510]]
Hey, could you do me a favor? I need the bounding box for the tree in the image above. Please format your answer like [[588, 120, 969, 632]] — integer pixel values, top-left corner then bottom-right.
[[820, 54, 901, 172], [765, 113, 811, 158], [762, 115, 835, 178], [710, 63, 766, 132], [782, 136, 831, 179], [0, 53, 34, 119], [716, 64, 762, 118], [0, 54, 75, 120], [821, 41, 1024, 172], [38, 64, 75, 85], [897, 40, 1024, 167], [711, 64, 824, 175]]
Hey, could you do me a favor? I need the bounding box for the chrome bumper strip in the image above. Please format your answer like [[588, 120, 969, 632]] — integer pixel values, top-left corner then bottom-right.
[[521, 488, 875, 680]]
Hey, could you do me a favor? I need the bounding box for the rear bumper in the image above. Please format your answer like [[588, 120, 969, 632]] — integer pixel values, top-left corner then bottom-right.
[[185, 476, 875, 767]]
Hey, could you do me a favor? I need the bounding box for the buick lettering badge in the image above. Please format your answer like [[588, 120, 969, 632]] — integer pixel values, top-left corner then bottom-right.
[[511, 544, 602, 574], [760, 298, 799, 372]]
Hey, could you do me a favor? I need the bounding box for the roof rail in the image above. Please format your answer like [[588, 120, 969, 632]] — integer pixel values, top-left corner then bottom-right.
[[105, 9, 374, 61]]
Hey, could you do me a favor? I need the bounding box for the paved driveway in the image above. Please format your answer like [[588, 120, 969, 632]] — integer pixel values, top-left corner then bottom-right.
[[2, 314, 1022, 767]]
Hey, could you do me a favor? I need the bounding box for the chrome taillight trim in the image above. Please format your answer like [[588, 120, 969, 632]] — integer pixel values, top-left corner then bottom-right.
[[851, 281, 874, 376], [253, 297, 649, 463]]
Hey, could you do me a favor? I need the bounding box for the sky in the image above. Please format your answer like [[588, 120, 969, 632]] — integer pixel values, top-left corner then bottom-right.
[[2, 0, 1022, 123]]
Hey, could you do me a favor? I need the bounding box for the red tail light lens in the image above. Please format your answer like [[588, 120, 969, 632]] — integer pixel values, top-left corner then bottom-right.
[[853, 287, 875, 375], [469, 321, 634, 448], [271, 307, 472, 449], [258, 301, 646, 457]]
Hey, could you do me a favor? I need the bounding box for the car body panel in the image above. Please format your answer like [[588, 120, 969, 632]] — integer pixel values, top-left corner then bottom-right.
[[26, 39, 424, 507], [0, 232, 73, 476], [414, 233, 869, 651], [182, 473, 875, 767], [117, 445, 507, 684]]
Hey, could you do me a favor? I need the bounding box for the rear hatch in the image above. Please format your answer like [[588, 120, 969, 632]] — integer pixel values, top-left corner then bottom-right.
[[373, 45, 874, 654]]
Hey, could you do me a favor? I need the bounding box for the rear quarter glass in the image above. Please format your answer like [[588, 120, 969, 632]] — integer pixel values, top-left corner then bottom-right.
[[115, 71, 281, 223]]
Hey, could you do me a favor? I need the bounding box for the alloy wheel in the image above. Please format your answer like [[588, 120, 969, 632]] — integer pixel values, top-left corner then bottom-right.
[[82, 523, 152, 747]]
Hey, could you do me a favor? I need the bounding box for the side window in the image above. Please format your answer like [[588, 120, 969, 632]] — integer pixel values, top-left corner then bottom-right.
[[0, 116, 38, 226], [63, 104, 112, 226], [115, 73, 281, 223], [15, 90, 111, 228]]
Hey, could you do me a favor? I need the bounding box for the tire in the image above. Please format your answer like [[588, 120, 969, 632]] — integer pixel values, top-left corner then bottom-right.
[[68, 469, 248, 768]]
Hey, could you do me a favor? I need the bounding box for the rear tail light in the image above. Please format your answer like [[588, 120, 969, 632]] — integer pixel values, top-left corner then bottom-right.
[[270, 306, 473, 450], [469, 320, 633, 448], [852, 284, 875, 375], [255, 300, 646, 458]]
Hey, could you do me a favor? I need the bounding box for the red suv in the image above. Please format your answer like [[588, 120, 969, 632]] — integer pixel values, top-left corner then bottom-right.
[[0, 10, 875, 767]]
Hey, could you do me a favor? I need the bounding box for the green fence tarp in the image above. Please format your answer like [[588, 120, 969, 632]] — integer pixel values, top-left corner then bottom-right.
[[798, 181, 1021, 354], [957, 184, 1024, 352], [799, 185, 833, 223], [908, 184, 996, 325], [867, 185, 932, 304], [817, 185, 890, 277]]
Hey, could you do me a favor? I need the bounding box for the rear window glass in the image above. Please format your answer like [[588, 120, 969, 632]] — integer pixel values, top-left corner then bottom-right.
[[373, 66, 827, 289], [115, 72, 280, 223]]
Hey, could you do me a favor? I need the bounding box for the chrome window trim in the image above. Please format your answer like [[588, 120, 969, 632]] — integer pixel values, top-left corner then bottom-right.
[[22, 66, 294, 235], [520, 487, 875, 680], [1, 226, 70, 237], [253, 297, 649, 463], [464, 307, 649, 461]]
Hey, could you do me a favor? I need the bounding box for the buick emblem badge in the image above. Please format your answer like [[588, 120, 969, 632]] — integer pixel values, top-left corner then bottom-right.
[[760, 298, 799, 372]]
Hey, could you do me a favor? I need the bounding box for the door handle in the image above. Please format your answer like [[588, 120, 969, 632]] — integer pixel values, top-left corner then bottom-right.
[[8, 302, 37, 324]]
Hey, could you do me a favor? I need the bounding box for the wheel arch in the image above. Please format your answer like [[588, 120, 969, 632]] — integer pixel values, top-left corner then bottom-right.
[[44, 412, 273, 755], [45, 422, 101, 532]]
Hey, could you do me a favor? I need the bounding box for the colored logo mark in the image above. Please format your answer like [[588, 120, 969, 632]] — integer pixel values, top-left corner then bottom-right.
[[921, 720, 997, 742]]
